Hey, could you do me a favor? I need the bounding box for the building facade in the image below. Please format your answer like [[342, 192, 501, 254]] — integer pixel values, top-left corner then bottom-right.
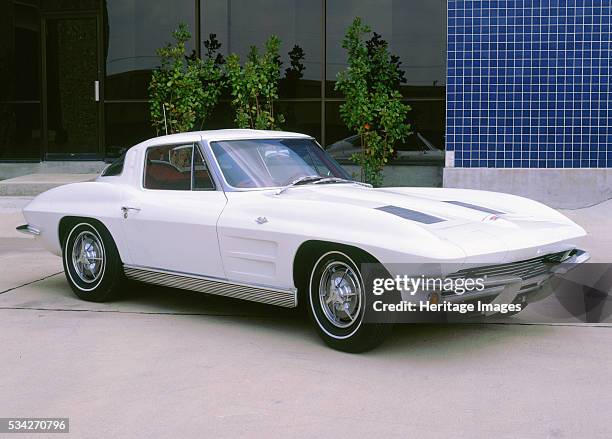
[[0, 0, 446, 161], [1, 1, 610, 206]]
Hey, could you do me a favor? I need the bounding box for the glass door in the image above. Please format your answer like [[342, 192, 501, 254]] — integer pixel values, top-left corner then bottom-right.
[[43, 14, 100, 158]]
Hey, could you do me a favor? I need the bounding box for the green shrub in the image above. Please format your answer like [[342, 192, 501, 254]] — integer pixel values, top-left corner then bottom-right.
[[225, 35, 285, 130], [335, 17, 411, 186], [149, 23, 223, 134]]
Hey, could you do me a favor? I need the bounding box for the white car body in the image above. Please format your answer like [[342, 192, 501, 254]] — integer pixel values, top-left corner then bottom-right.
[[19, 129, 589, 309]]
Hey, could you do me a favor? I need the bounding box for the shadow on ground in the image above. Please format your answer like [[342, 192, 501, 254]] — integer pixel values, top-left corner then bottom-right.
[[2, 273, 559, 358]]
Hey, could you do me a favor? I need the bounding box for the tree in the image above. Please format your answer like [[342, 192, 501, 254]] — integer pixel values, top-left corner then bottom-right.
[[149, 24, 223, 134], [335, 17, 411, 186], [225, 35, 285, 130]]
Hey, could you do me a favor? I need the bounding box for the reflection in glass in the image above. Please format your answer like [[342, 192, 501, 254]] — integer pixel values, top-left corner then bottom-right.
[[0, 103, 41, 159], [41, 0, 99, 11], [104, 102, 154, 157], [325, 100, 446, 153], [0, 1, 40, 101], [200, 100, 234, 131], [201, 0, 322, 98], [104, 0, 195, 100], [275, 101, 322, 141], [324, 102, 351, 147], [326, 0, 446, 97], [202, 100, 321, 145]]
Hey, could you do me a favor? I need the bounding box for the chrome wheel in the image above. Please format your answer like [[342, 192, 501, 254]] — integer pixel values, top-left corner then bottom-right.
[[318, 260, 362, 328], [71, 230, 105, 284]]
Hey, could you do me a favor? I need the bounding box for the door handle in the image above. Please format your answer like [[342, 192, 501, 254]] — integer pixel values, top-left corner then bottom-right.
[[121, 206, 141, 218], [94, 80, 100, 102]]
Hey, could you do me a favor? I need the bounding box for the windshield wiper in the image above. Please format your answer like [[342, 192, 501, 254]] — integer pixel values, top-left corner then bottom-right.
[[275, 175, 323, 195], [312, 177, 373, 188]]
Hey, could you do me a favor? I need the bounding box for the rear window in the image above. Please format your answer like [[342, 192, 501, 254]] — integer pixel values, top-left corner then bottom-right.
[[101, 154, 125, 177]]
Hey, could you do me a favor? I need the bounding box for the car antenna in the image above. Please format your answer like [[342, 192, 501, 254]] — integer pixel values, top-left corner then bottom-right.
[[162, 103, 168, 135]]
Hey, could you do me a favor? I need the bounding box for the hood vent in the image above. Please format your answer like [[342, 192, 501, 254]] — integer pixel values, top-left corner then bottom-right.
[[444, 200, 505, 215], [376, 205, 445, 224]]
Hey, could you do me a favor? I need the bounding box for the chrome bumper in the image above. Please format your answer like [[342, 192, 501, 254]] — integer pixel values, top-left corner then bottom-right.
[[16, 224, 41, 236], [551, 249, 591, 273], [444, 249, 591, 306]]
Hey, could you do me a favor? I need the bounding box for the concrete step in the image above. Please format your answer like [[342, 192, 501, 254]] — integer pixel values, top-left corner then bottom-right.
[[0, 161, 107, 181], [0, 174, 98, 196]]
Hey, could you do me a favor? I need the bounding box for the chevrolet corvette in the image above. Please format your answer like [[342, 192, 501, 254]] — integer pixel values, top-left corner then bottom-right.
[[18, 130, 589, 351]]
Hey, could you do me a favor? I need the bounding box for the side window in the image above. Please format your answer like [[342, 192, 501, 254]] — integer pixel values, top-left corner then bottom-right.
[[144, 144, 193, 190], [193, 146, 215, 190]]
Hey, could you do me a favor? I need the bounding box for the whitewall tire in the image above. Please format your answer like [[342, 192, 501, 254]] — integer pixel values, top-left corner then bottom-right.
[[307, 250, 389, 352], [62, 221, 124, 302]]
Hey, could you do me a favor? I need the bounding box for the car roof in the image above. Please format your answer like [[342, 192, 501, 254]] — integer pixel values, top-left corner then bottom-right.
[[133, 129, 312, 151]]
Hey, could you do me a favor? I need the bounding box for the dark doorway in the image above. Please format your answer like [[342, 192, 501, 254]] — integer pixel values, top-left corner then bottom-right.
[[43, 14, 100, 159]]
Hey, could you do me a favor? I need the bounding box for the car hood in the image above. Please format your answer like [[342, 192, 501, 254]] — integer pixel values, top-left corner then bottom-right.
[[269, 184, 586, 262]]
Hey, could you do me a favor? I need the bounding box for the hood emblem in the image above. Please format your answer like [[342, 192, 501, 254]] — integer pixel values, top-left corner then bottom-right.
[[483, 214, 500, 222]]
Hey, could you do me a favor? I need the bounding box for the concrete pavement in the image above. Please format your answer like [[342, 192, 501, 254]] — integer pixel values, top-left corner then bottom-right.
[[1, 196, 612, 438]]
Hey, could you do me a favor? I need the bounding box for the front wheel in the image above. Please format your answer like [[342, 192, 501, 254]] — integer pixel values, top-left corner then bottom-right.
[[307, 250, 389, 352], [62, 221, 124, 302]]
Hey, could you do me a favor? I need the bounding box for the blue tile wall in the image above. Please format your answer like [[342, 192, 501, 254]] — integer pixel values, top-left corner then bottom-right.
[[446, 0, 612, 168]]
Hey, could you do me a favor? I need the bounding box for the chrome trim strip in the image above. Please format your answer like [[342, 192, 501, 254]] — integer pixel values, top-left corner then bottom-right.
[[16, 224, 40, 236], [442, 249, 591, 303], [123, 264, 297, 308], [446, 249, 585, 280], [444, 273, 551, 302], [551, 249, 591, 274]]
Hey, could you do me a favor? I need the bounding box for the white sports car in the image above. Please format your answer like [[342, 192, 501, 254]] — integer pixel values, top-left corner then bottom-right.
[[18, 129, 589, 351]]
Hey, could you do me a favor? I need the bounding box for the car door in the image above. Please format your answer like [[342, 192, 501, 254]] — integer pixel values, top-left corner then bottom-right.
[[120, 142, 227, 278]]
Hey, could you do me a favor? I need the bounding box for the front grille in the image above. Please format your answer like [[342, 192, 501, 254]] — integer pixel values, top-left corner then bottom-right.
[[446, 250, 572, 281]]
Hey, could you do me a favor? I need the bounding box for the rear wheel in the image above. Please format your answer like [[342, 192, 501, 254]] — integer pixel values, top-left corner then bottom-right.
[[307, 250, 389, 352], [62, 221, 124, 302]]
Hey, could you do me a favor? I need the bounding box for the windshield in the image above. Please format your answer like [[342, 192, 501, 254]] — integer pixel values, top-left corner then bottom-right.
[[210, 138, 350, 188]]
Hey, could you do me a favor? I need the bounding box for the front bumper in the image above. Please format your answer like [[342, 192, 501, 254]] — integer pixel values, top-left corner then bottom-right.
[[441, 249, 590, 310]]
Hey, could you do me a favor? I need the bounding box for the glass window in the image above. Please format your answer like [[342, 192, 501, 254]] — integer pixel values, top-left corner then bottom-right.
[[211, 138, 349, 188], [326, 0, 447, 98], [144, 143, 194, 190], [41, 0, 99, 10], [407, 100, 446, 149], [275, 101, 322, 141], [324, 102, 352, 148], [104, 102, 154, 158], [324, 100, 446, 159], [0, 1, 40, 101], [0, 102, 41, 160], [104, 0, 195, 100], [201, 0, 322, 98]]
